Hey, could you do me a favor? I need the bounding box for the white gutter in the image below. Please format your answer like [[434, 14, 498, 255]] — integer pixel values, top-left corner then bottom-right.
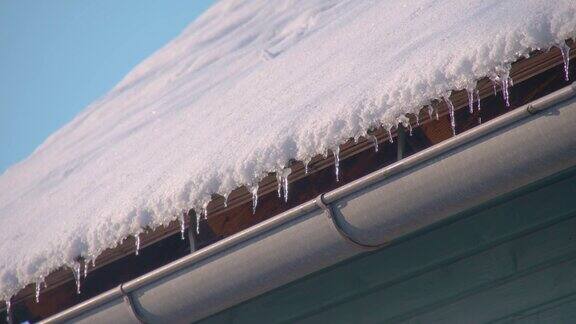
[[42, 83, 576, 324]]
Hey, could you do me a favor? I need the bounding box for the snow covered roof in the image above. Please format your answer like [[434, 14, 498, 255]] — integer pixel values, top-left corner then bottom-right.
[[1, 0, 575, 302]]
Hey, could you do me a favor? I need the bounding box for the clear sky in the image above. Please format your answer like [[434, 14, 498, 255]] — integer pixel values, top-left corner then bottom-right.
[[0, 0, 215, 174]]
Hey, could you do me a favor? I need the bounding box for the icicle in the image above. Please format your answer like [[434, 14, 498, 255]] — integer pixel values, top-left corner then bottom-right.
[[84, 260, 89, 278], [387, 127, 394, 143], [179, 213, 186, 240], [5, 299, 11, 324], [444, 97, 456, 136], [251, 185, 259, 214], [35, 281, 42, 303], [560, 42, 571, 81], [202, 206, 208, 221], [35, 282, 41, 303], [223, 194, 229, 208], [92, 259, 96, 268], [304, 160, 310, 175], [491, 79, 498, 96], [283, 171, 291, 203], [370, 135, 379, 152], [72, 262, 82, 294], [476, 89, 481, 111], [333, 147, 340, 182], [135, 234, 141, 256], [282, 174, 289, 202], [415, 114, 420, 126], [500, 71, 511, 107], [467, 89, 474, 114], [408, 123, 413, 136], [195, 212, 200, 235], [427, 105, 434, 119], [276, 173, 282, 198]]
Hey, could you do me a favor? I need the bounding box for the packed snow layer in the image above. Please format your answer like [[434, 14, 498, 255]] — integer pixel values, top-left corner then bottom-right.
[[1, 0, 575, 302]]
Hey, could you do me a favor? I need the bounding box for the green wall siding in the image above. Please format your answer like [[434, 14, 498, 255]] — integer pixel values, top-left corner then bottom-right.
[[201, 167, 576, 324]]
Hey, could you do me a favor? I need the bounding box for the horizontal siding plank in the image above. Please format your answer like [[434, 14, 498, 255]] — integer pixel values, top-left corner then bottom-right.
[[493, 293, 576, 323], [299, 212, 576, 323], [401, 258, 576, 324]]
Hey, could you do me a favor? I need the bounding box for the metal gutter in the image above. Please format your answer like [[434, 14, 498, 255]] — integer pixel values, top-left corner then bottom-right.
[[42, 83, 576, 323]]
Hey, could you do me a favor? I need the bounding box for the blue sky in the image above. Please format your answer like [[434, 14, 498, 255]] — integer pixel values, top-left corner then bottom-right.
[[0, 0, 215, 174]]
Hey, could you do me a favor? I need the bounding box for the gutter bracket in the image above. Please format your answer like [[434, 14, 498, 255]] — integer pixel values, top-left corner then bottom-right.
[[316, 194, 387, 250], [526, 104, 539, 115], [119, 284, 148, 324]]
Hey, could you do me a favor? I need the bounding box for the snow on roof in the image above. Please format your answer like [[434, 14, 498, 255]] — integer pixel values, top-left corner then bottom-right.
[[0, 0, 575, 302]]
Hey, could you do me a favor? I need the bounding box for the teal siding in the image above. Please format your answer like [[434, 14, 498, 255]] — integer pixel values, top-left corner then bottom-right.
[[200, 167, 576, 324]]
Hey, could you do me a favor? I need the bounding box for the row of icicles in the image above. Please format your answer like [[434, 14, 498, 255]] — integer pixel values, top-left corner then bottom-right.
[[4, 257, 94, 323], [5, 43, 571, 323]]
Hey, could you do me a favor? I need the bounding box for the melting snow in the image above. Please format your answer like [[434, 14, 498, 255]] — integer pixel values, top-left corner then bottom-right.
[[0, 0, 575, 303]]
